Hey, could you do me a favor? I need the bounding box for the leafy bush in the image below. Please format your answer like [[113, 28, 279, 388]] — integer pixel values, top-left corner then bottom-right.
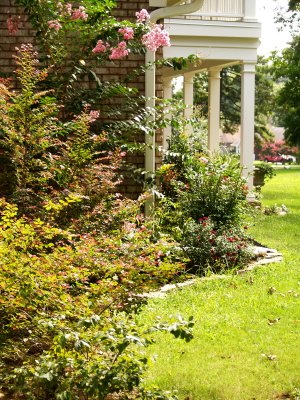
[[158, 130, 253, 272], [0, 44, 124, 223], [0, 198, 191, 399], [182, 217, 253, 273], [178, 153, 249, 229]]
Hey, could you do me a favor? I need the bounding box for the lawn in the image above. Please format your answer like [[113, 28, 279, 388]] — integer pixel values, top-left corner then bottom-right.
[[139, 167, 300, 400]]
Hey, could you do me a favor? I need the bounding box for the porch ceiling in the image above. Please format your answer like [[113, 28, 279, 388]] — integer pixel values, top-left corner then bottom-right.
[[162, 59, 240, 78]]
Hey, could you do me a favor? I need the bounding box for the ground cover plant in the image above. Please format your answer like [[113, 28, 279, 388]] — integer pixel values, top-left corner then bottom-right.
[[140, 166, 300, 400]]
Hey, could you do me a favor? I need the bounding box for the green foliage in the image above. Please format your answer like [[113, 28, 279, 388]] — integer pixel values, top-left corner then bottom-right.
[[182, 217, 253, 273], [254, 162, 276, 181], [157, 129, 253, 273], [0, 45, 195, 398], [271, 36, 300, 146], [0, 198, 190, 399], [0, 44, 123, 220], [14, 0, 147, 115], [178, 154, 249, 228]]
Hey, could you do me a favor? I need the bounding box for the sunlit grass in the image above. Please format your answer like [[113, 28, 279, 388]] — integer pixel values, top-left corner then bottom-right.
[[139, 167, 300, 400]]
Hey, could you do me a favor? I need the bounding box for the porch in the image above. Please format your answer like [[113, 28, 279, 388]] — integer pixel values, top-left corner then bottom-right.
[[148, 0, 261, 189]]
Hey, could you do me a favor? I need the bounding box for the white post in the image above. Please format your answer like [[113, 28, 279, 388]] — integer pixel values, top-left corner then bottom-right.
[[163, 77, 173, 150], [240, 62, 256, 189], [144, 50, 156, 216], [183, 73, 194, 135], [244, 0, 257, 21], [208, 67, 221, 152], [145, 50, 156, 175]]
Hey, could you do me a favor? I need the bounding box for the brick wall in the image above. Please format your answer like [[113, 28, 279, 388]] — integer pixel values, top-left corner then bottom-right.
[[0, 0, 164, 198]]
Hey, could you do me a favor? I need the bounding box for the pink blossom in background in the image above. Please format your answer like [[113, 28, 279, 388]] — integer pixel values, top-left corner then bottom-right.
[[7, 16, 21, 35], [71, 6, 88, 21], [48, 19, 62, 31], [66, 3, 73, 15], [136, 9, 150, 23], [142, 24, 170, 52], [92, 39, 107, 54], [88, 110, 100, 123], [118, 27, 134, 40], [109, 41, 129, 60]]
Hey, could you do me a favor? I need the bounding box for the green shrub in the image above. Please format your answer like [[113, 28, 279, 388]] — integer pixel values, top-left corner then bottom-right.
[[0, 44, 123, 223], [182, 217, 253, 273], [0, 199, 190, 399], [179, 153, 249, 229], [158, 130, 253, 273]]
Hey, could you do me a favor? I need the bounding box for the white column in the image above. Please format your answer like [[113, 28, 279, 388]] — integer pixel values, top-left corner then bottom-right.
[[240, 62, 256, 189], [183, 73, 194, 135], [145, 50, 156, 176], [144, 50, 156, 216], [163, 77, 173, 150], [208, 67, 221, 152], [244, 0, 257, 21]]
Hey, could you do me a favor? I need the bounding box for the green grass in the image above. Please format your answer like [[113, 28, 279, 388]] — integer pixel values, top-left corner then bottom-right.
[[139, 167, 300, 400]]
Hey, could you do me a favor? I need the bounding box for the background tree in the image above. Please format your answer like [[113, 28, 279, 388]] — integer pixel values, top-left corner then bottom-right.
[[272, 36, 300, 146], [272, 0, 300, 147]]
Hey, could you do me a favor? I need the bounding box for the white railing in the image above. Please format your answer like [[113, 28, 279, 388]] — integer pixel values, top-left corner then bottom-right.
[[190, 0, 243, 20], [176, 0, 255, 21]]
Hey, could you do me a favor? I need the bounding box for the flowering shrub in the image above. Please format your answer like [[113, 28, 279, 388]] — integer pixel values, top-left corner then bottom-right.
[[158, 125, 253, 273], [142, 24, 171, 52], [256, 140, 298, 162], [182, 217, 253, 272], [0, 44, 123, 218], [0, 198, 190, 399], [0, 3, 199, 399]]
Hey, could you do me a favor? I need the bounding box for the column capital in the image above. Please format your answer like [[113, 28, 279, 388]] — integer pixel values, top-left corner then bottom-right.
[[208, 67, 222, 80], [183, 72, 194, 82], [241, 62, 256, 74]]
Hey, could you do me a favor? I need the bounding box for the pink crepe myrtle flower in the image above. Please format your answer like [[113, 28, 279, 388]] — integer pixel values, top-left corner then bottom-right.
[[92, 39, 107, 54], [118, 27, 134, 40], [142, 24, 170, 52], [88, 110, 100, 123], [71, 6, 88, 21], [7, 16, 21, 35], [109, 41, 129, 60], [48, 19, 62, 31], [66, 3, 73, 15], [136, 9, 150, 23]]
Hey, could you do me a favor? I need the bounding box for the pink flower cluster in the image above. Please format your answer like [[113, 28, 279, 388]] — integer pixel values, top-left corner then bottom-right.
[[71, 5, 88, 21], [109, 42, 129, 60], [118, 27, 134, 40], [48, 19, 62, 31], [142, 24, 170, 52], [7, 16, 21, 35], [136, 9, 150, 23], [92, 39, 108, 54], [88, 110, 100, 123], [66, 3, 73, 15]]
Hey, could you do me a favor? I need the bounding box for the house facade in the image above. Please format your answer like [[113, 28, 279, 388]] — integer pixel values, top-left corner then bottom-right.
[[0, 0, 261, 194], [146, 0, 261, 189]]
